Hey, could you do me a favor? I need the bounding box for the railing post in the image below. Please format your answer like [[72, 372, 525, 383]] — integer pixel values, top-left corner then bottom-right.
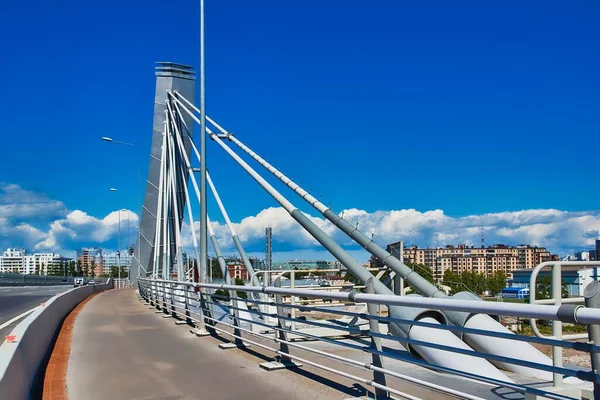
[[291, 269, 296, 332], [366, 278, 390, 399], [170, 282, 177, 318], [585, 281, 600, 399], [184, 284, 192, 325], [259, 277, 301, 371], [161, 281, 167, 313], [190, 285, 210, 337], [552, 262, 563, 387]]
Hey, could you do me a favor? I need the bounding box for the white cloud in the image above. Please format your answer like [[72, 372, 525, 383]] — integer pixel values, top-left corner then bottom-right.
[[33, 209, 139, 251], [1, 183, 599, 261], [177, 206, 600, 261]]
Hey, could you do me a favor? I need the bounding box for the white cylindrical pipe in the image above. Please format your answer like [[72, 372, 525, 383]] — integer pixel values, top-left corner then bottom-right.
[[409, 317, 513, 384], [464, 314, 553, 381]]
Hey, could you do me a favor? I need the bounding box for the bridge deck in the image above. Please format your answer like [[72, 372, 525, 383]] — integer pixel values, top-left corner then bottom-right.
[[67, 289, 371, 400]]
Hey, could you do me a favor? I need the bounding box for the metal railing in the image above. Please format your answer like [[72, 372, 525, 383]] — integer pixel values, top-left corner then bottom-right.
[[137, 277, 600, 400], [0, 273, 73, 286], [529, 261, 600, 388]]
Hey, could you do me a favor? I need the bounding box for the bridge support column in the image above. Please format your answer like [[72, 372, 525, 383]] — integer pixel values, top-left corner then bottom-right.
[[132, 62, 196, 283]]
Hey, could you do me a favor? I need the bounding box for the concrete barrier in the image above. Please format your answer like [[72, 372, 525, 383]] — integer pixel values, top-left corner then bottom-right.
[[0, 281, 112, 399]]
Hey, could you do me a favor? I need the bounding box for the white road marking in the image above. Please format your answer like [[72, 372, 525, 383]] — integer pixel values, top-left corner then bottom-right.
[[0, 306, 40, 332]]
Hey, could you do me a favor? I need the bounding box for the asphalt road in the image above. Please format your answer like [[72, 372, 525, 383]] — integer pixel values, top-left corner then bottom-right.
[[0, 285, 72, 338]]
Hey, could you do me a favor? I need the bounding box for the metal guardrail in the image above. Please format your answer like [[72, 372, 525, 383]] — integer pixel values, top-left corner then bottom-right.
[[529, 261, 600, 388], [0, 273, 74, 286], [138, 277, 600, 400]]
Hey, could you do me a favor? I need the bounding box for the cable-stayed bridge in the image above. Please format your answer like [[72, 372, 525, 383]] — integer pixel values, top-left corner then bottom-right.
[[1, 19, 600, 400], [108, 61, 599, 400]]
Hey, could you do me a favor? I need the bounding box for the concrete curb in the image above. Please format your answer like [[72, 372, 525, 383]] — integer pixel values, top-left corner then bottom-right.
[[0, 281, 112, 399]]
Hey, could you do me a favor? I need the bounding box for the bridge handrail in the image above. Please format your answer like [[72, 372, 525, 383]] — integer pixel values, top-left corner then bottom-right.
[[139, 277, 600, 325], [138, 277, 599, 399]]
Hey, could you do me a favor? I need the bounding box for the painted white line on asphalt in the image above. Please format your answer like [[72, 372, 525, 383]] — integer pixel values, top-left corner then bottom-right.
[[0, 306, 40, 332], [22, 292, 34, 295]]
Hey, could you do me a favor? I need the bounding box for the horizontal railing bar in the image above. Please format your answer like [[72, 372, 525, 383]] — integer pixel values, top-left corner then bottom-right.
[[139, 278, 600, 325], [219, 292, 598, 353], [140, 286, 574, 400], [214, 299, 591, 380]]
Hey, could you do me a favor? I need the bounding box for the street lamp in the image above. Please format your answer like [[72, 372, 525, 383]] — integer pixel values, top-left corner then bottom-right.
[[102, 136, 135, 147], [109, 188, 121, 288], [103, 136, 142, 283]]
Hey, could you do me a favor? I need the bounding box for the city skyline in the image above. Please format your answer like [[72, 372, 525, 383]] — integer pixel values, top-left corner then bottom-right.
[[1, 181, 598, 262]]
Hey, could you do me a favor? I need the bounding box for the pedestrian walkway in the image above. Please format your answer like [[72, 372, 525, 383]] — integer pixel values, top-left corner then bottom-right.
[[66, 289, 354, 400]]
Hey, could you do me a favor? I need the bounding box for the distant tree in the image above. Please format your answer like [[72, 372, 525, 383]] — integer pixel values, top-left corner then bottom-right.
[[68, 261, 76, 277], [405, 261, 438, 292], [110, 266, 119, 278], [532, 276, 568, 300], [209, 258, 223, 279], [87, 263, 95, 277], [76, 260, 83, 277], [442, 270, 486, 295], [343, 270, 359, 284], [486, 271, 508, 296], [234, 277, 247, 300]]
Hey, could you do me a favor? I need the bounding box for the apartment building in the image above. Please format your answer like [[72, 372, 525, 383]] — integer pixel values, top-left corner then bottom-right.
[[101, 249, 133, 275], [382, 242, 553, 280], [77, 247, 103, 276], [0, 248, 69, 274]]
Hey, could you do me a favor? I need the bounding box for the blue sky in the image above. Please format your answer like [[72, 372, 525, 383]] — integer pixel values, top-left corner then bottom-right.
[[0, 1, 598, 259]]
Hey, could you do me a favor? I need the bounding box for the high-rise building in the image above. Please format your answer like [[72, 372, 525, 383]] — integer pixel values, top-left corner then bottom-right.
[[77, 247, 103, 276]]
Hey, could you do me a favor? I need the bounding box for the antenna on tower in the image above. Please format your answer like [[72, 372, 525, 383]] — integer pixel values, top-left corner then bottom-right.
[[480, 223, 485, 248], [265, 227, 272, 277]]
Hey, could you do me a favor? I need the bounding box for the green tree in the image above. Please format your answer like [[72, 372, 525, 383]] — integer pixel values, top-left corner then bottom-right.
[[76, 260, 83, 277], [486, 271, 508, 296], [343, 270, 359, 284], [208, 258, 223, 279], [68, 261, 76, 277], [234, 277, 247, 300], [404, 261, 438, 293], [442, 270, 486, 295], [87, 262, 95, 277], [533, 276, 568, 300], [110, 266, 119, 278]]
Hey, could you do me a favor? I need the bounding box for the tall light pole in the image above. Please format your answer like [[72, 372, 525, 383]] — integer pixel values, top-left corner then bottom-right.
[[102, 136, 142, 282], [199, 0, 208, 284], [110, 188, 121, 287]]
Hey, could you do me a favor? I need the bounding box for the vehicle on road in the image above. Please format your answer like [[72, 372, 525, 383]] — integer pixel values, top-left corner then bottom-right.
[[74, 277, 88, 287], [88, 280, 95, 285]]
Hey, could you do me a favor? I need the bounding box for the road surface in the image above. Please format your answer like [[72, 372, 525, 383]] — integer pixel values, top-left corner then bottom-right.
[[0, 285, 71, 338]]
